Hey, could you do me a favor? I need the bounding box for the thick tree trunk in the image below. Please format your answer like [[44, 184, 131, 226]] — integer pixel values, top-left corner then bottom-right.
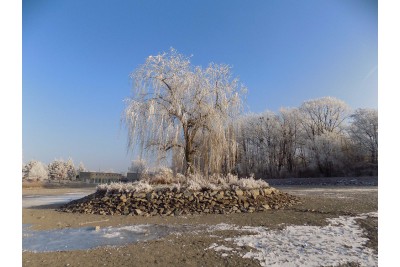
[[185, 142, 194, 174]]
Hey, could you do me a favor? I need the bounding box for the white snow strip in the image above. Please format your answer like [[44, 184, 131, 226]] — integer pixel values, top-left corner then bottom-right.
[[207, 212, 378, 267], [207, 223, 240, 232], [207, 243, 234, 252], [103, 232, 121, 238]]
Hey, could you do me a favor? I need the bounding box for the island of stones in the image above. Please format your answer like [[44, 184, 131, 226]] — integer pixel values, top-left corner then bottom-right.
[[59, 173, 299, 216]]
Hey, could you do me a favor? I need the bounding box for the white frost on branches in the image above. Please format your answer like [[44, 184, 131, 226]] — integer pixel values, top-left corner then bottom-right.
[[123, 48, 246, 175], [22, 160, 48, 181], [77, 162, 87, 174], [128, 159, 147, 174], [47, 158, 77, 181], [66, 158, 77, 180], [97, 173, 269, 193], [299, 96, 350, 138], [349, 108, 378, 164]]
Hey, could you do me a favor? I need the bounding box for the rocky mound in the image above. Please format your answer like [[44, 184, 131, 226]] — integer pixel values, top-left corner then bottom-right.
[[58, 187, 300, 216]]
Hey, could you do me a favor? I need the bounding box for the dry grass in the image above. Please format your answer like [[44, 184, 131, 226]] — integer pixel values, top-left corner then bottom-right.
[[22, 181, 46, 189]]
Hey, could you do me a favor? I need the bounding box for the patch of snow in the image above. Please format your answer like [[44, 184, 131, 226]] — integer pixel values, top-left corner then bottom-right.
[[207, 223, 240, 231], [207, 213, 378, 267], [206, 243, 234, 252]]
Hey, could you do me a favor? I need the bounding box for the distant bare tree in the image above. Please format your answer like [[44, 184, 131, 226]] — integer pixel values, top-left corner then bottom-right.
[[77, 162, 87, 174], [298, 97, 350, 175], [310, 132, 346, 176], [129, 159, 147, 174], [48, 159, 68, 182], [349, 108, 378, 164], [278, 108, 302, 174], [299, 96, 350, 138], [23, 160, 48, 181], [123, 48, 246, 175], [65, 158, 77, 180]]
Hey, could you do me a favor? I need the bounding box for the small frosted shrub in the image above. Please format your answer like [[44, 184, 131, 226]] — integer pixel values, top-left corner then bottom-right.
[[141, 167, 174, 185], [186, 179, 202, 191], [97, 173, 270, 193], [97, 181, 153, 193], [235, 177, 269, 190], [134, 180, 154, 192]]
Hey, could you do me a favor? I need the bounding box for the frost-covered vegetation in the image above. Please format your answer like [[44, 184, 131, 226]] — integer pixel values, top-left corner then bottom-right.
[[22, 158, 86, 182], [123, 49, 378, 179], [97, 172, 269, 193], [123, 48, 245, 175], [22, 160, 48, 181], [235, 102, 378, 178]]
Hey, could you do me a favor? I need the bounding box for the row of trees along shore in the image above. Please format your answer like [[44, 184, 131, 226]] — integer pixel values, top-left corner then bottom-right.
[[22, 159, 87, 182], [123, 49, 377, 179]]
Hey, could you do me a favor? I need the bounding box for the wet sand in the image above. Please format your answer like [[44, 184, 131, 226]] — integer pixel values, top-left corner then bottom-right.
[[22, 185, 378, 267]]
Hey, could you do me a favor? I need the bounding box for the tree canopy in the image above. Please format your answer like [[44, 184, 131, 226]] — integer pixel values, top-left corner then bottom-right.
[[123, 48, 246, 175]]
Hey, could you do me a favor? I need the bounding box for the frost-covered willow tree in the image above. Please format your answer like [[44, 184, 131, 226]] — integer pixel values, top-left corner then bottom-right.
[[123, 48, 246, 175]]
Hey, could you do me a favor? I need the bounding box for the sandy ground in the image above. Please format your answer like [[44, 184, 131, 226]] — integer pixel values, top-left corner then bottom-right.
[[22, 185, 378, 267]]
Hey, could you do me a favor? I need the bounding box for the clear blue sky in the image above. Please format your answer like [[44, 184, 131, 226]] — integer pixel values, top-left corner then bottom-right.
[[22, 0, 377, 172]]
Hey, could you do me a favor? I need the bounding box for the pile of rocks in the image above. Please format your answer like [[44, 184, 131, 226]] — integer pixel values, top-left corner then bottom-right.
[[59, 186, 300, 216]]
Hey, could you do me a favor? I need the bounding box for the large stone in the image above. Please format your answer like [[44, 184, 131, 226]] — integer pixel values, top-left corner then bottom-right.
[[262, 204, 271, 210], [210, 191, 218, 197], [235, 190, 244, 196], [263, 188, 274, 195], [174, 209, 183, 216], [251, 190, 260, 198], [133, 192, 146, 199], [134, 209, 143, 215], [183, 190, 192, 197], [216, 191, 225, 200], [146, 192, 157, 201]]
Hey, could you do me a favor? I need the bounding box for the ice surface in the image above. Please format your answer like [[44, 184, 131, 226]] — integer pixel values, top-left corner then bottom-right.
[[22, 193, 90, 208], [22, 224, 174, 252]]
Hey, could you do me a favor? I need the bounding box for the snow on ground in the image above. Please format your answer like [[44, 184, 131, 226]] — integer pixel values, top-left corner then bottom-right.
[[207, 212, 378, 267]]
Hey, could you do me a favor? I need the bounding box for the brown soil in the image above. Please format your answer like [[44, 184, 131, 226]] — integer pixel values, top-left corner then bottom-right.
[[22, 185, 378, 267]]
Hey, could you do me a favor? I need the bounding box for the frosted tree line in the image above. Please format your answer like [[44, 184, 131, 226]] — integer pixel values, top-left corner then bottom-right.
[[124, 49, 377, 179], [22, 158, 87, 182], [235, 98, 377, 178]]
